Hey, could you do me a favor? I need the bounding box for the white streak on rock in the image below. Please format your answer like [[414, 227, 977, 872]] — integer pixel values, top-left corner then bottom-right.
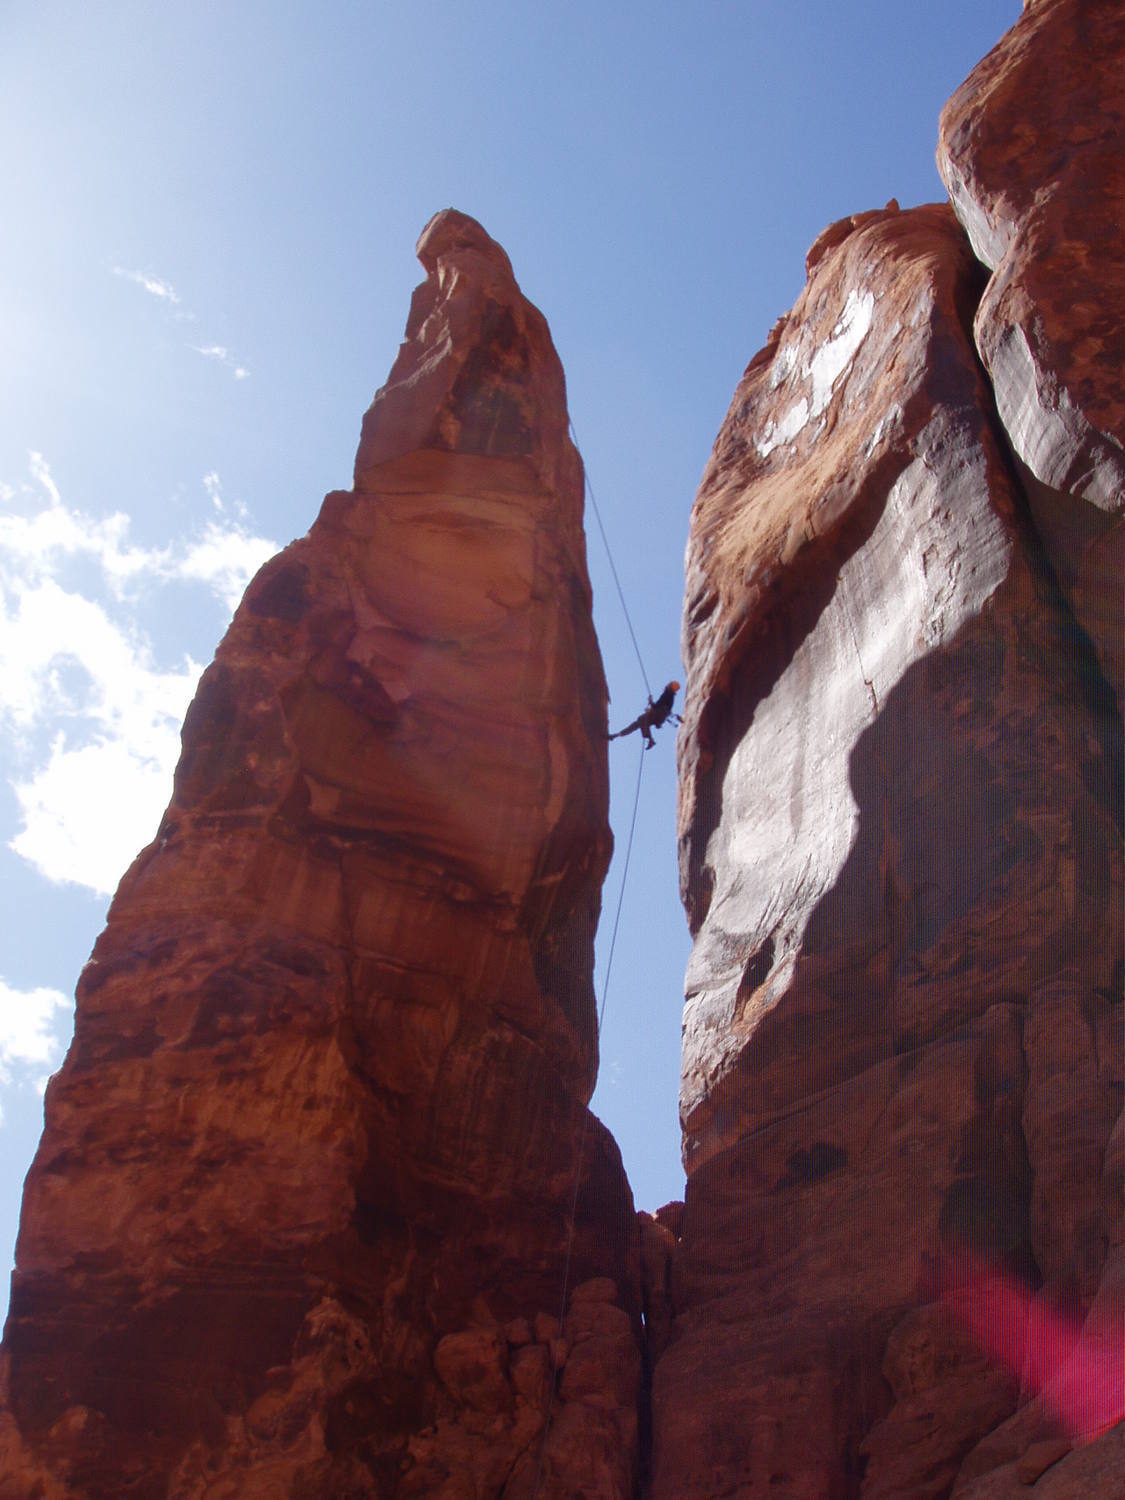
[[755, 292, 875, 458], [809, 290, 875, 417], [756, 397, 810, 458]]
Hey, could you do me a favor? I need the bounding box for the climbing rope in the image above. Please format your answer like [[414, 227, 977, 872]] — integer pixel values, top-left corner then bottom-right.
[[570, 418, 654, 702], [529, 737, 647, 1498]]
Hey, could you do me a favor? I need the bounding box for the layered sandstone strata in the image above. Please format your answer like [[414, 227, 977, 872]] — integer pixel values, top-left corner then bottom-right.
[[661, 193, 1124, 1498], [0, 210, 642, 1500]]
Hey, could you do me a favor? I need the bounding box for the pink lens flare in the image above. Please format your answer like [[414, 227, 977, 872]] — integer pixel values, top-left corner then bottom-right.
[[937, 1251, 1125, 1443]]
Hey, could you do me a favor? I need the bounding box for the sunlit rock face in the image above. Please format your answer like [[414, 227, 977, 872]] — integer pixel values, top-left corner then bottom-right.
[[660, 196, 1124, 1497], [0, 209, 643, 1500], [938, 0, 1125, 713]]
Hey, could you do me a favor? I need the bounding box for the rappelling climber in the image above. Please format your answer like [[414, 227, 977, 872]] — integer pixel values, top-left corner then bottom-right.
[[608, 680, 682, 749]]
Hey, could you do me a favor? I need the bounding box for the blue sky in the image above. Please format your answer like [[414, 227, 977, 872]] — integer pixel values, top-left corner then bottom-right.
[[0, 0, 1018, 1324]]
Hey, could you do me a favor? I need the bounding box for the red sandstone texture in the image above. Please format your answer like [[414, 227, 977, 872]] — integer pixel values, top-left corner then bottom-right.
[[5, 9, 1125, 1500], [663, 186, 1124, 1500], [657, 4, 1125, 1491], [0, 210, 643, 1500], [938, 0, 1125, 712]]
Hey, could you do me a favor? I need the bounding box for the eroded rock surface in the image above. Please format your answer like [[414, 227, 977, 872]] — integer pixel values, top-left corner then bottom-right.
[[660, 194, 1123, 1497], [938, 0, 1125, 708], [0, 210, 642, 1500]]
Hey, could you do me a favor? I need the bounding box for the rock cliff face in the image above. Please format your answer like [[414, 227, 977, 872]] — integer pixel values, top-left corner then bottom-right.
[[4, 8, 1125, 1500], [661, 4, 1125, 1495], [0, 210, 643, 1500], [938, 0, 1125, 716]]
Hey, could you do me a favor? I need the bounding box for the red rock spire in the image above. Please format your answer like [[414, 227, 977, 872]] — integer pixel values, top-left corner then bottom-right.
[[0, 211, 642, 1500]]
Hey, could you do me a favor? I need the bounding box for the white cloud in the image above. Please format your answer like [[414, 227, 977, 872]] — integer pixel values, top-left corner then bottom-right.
[[0, 457, 277, 894], [0, 980, 73, 1103], [1, 454, 172, 601], [112, 266, 249, 373], [113, 265, 181, 304], [0, 576, 196, 735], [177, 522, 277, 612], [12, 732, 187, 894], [192, 344, 250, 380]]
